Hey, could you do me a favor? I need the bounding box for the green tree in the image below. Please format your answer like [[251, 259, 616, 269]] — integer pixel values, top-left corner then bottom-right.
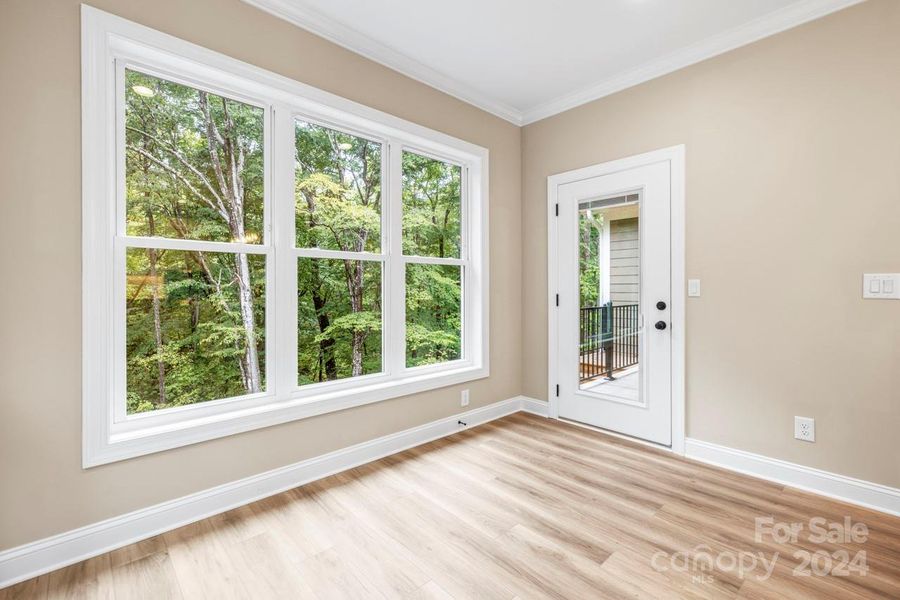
[[402, 152, 462, 366], [295, 122, 382, 383], [124, 70, 265, 413], [579, 210, 603, 307], [125, 71, 467, 406]]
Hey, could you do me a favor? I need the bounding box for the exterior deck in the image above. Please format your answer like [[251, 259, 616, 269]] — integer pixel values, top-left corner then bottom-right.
[[579, 303, 639, 383], [580, 366, 639, 403]]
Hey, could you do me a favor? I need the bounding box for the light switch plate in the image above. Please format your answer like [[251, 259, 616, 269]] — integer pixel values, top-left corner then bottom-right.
[[863, 274, 900, 299], [688, 279, 701, 297]]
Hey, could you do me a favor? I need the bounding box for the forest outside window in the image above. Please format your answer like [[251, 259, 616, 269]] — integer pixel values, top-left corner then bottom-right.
[[295, 121, 384, 385], [82, 8, 488, 466], [124, 71, 268, 415]]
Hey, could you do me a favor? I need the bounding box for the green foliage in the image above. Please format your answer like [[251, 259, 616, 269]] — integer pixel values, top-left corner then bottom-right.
[[124, 70, 266, 414], [579, 210, 604, 307], [402, 153, 463, 366], [294, 129, 464, 382], [125, 250, 266, 413], [405, 264, 461, 366], [295, 122, 381, 252], [297, 257, 382, 385], [125, 72, 465, 409], [402, 152, 461, 258], [295, 122, 384, 385], [124, 71, 264, 243]]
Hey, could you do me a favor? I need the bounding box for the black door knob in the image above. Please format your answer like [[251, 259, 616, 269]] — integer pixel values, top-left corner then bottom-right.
[[655, 321, 667, 330], [656, 301, 667, 310]]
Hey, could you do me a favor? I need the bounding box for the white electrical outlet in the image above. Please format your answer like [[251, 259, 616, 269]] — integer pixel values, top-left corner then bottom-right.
[[460, 389, 469, 407], [794, 416, 815, 442]]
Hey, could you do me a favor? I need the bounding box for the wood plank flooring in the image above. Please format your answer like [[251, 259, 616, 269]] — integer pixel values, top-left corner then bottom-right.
[[4, 413, 900, 599]]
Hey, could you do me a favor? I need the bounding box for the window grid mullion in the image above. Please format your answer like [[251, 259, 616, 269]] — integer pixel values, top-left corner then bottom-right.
[[386, 140, 406, 376], [294, 248, 386, 261], [401, 256, 466, 267], [118, 236, 270, 255], [273, 105, 297, 398]]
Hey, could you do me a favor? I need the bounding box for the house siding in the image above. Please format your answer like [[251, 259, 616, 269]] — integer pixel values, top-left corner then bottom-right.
[[609, 218, 639, 305]]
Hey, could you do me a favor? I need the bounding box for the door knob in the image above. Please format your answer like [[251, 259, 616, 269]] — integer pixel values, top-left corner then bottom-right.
[[655, 321, 667, 330], [656, 301, 667, 310]]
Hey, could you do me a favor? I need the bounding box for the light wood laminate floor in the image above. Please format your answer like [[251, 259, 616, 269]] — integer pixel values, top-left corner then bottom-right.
[[4, 413, 900, 599]]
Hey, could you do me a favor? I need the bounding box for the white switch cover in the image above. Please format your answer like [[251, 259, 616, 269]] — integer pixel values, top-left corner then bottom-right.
[[863, 274, 900, 299], [688, 279, 701, 297]]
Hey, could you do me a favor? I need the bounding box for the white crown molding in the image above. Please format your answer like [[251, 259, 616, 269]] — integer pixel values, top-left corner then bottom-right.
[[0, 396, 544, 589], [519, 0, 867, 124], [241, 0, 525, 125], [243, 0, 866, 127]]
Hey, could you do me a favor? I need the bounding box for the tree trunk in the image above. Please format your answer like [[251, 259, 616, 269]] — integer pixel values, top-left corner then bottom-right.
[[309, 261, 338, 381], [299, 190, 339, 381], [233, 251, 262, 393], [147, 211, 166, 407], [351, 330, 365, 377], [198, 91, 262, 394], [345, 259, 366, 377]]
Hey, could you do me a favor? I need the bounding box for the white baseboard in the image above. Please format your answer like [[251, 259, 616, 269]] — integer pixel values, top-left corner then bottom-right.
[[0, 395, 534, 589], [685, 438, 900, 518], [519, 396, 549, 416]]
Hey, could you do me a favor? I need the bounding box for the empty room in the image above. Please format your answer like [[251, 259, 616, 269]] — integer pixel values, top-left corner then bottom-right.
[[3, 0, 900, 597]]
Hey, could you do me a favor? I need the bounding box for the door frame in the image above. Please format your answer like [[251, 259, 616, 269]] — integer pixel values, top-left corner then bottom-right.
[[546, 145, 686, 455]]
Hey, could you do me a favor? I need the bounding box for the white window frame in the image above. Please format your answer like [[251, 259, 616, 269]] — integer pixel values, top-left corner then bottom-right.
[[82, 6, 489, 467]]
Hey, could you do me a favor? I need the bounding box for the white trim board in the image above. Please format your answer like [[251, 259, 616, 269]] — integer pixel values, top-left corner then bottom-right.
[[241, 0, 866, 125], [0, 396, 543, 589], [685, 439, 900, 518]]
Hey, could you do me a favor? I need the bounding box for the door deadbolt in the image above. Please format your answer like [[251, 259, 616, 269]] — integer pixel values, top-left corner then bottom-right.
[[656, 301, 667, 310]]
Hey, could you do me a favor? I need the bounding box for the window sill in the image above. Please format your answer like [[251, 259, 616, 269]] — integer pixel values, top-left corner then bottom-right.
[[85, 363, 489, 468]]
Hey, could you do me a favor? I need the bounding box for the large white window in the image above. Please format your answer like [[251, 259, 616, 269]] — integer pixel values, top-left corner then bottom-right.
[[82, 7, 488, 466]]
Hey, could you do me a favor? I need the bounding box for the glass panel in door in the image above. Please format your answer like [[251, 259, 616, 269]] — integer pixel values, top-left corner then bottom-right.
[[577, 194, 641, 403]]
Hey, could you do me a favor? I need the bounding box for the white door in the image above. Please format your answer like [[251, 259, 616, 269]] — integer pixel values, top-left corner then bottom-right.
[[555, 159, 672, 445]]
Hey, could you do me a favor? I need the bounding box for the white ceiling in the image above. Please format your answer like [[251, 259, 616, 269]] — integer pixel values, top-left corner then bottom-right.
[[244, 0, 865, 124]]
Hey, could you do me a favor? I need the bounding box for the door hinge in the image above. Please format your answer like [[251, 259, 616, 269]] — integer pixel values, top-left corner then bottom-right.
[[555, 294, 559, 306], [555, 203, 559, 216], [555, 384, 560, 397]]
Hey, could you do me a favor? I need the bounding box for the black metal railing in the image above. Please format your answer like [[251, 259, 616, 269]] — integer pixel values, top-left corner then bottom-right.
[[580, 303, 639, 382]]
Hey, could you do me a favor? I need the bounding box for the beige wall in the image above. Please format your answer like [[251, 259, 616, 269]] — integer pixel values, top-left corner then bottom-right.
[[0, 0, 522, 550], [523, 0, 900, 488]]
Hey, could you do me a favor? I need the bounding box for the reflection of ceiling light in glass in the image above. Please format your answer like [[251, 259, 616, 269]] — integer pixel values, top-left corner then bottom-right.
[[338, 142, 353, 151], [131, 85, 155, 97]]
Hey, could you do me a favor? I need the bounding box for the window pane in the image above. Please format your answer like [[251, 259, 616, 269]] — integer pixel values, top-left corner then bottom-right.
[[402, 152, 461, 258], [125, 70, 264, 244], [295, 121, 382, 252], [126, 248, 266, 414], [298, 258, 383, 385], [406, 264, 461, 367]]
